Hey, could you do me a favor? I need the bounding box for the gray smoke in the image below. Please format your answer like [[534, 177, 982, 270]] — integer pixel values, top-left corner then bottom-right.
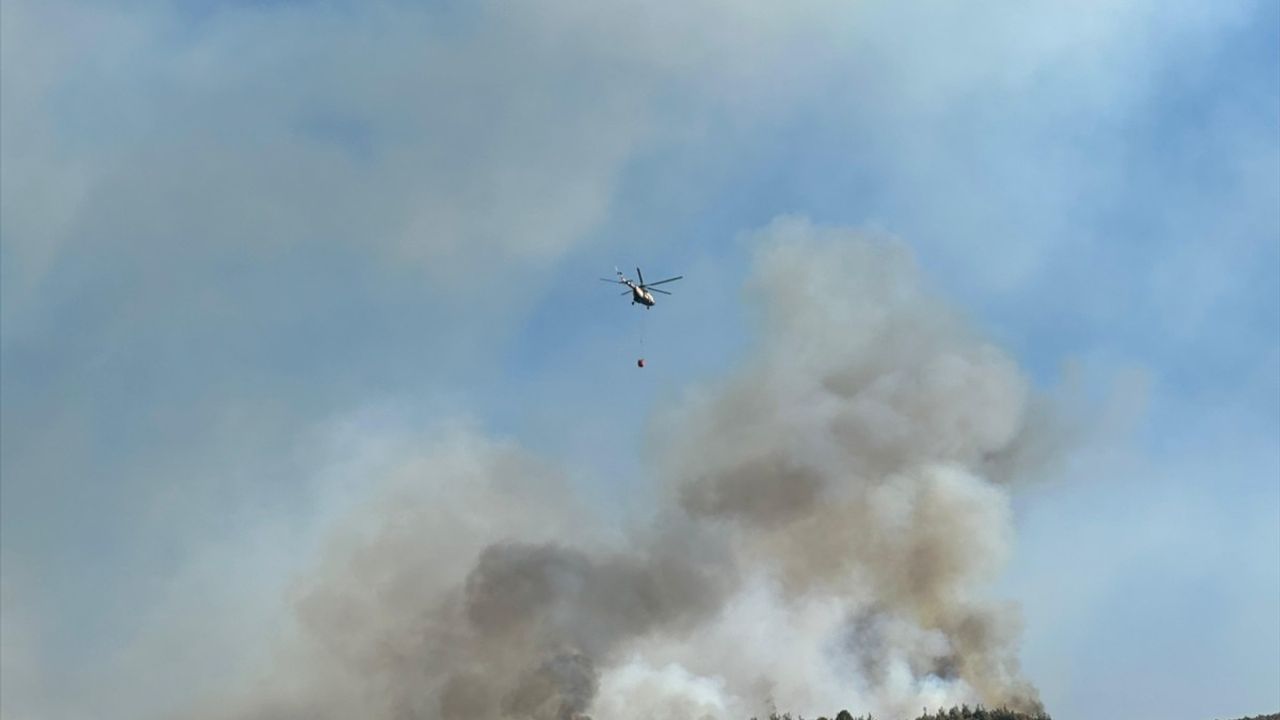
[[199, 217, 1051, 719]]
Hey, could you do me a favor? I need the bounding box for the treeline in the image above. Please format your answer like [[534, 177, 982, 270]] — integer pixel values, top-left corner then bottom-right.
[[750, 707, 1280, 720], [910, 708, 1051, 720], [753, 706, 1051, 720]]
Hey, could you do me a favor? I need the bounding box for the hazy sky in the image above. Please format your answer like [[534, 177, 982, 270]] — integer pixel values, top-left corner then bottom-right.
[[2, 2, 1277, 719]]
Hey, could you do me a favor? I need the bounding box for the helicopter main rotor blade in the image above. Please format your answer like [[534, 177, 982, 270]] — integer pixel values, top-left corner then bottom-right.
[[649, 287, 672, 295], [635, 267, 645, 286], [620, 289, 632, 295], [644, 275, 683, 287], [600, 278, 624, 283]]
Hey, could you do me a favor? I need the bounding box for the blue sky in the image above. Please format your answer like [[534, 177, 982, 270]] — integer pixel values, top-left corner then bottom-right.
[[2, 2, 1277, 719]]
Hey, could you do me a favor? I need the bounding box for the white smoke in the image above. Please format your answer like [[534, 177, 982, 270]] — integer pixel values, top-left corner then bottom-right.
[[197, 217, 1050, 720]]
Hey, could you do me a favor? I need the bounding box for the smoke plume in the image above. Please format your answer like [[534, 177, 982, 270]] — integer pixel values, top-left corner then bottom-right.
[[201, 217, 1050, 719]]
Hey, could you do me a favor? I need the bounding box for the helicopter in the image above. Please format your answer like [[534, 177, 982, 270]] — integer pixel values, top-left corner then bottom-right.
[[600, 266, 683, 309]]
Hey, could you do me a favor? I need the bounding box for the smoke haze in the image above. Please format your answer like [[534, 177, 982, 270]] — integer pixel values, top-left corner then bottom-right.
[[6, 4, 1276, 720], [192, 217, 1050, 720]]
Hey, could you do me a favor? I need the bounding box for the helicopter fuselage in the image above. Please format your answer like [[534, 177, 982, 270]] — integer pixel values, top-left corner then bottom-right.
[[624, 280, 655, 307]]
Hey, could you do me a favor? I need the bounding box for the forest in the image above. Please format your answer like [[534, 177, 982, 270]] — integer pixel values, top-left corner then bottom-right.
[[753, 706, 1052, 720], [750, 709, 1280, 720]]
